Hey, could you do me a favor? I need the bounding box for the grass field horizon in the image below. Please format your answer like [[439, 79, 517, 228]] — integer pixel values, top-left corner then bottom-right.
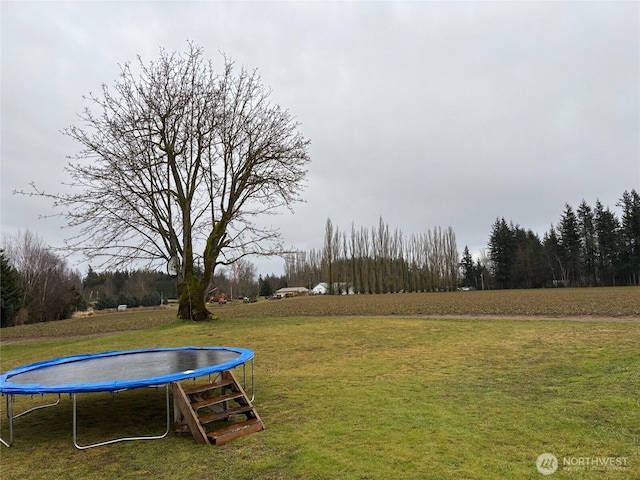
[[2, 287, 638, 344], [1, 287, 638, 479]]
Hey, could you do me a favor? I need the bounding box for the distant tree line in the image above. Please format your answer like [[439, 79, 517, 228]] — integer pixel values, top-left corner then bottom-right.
[[286, 191, 638, 294], [86, 257, 265, 308], [463, 190, 640, 289], [285, 217, 459, 293], [1, 232, 276, 327], [83, 266, 177, 309], [1, 231, 181, 327], [3, 190, 636, 326]]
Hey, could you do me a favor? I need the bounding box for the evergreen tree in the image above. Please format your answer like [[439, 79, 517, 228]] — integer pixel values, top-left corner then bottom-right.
[[95, 296, 117, 310], [558, 204, 582, 286], [577, 200, 597, 286], [83, 265, 106, 289], [258, 275, 274, 298], [511, 228, 546, 289], [141, 292, 162, 307], [594, 200, 620, 286], [618, 189, 640, 285], [1, 250, 23, 327], [488, 218, 515, 289], [543, 227, 564, 286], [460, 246, 475, 288], [69, 283, 88, 312]]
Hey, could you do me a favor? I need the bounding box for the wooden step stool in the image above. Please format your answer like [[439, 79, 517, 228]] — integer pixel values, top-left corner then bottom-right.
[[172, 370, 264, 445]]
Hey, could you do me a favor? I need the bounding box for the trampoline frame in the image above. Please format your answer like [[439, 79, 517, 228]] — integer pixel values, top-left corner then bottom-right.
[[72, 385, 171, 450], [0, 347, 255, 449]]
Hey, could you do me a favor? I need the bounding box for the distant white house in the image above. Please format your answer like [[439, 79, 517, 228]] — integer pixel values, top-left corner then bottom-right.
[[312, 282, 354, 295], [312, 283, 328, 295], [274, 287, 308, 298]]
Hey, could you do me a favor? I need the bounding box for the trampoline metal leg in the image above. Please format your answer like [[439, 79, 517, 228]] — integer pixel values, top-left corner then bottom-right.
[[72, 385, 171, 450], [0, 394, 14, 447], [242, 359, 255, 402], [0, 394, 60, 447], [250, 357, 255, 402], [15, 394, 61, 419]]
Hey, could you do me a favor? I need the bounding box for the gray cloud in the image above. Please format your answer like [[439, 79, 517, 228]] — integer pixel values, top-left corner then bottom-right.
[[2, 1, 638, 275]]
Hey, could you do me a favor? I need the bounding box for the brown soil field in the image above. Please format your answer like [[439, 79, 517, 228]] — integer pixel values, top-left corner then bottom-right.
[[217, 286, 639, 320]]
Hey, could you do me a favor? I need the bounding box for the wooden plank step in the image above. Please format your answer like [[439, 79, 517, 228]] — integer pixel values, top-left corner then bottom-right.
[[199, 405, 255, 425], [171, 383, 210, 445], [191, 392, 244, 410], [206, 419, 264, 446], [182, 380, 235, 395]]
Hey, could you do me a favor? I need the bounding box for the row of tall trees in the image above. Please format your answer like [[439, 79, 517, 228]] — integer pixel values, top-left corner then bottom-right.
[[285, 217, 459, 293], [481, 190, 640, 289]]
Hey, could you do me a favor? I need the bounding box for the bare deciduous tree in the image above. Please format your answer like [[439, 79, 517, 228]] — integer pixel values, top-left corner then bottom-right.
[[3, 231, 80, 323], [323, 218, 337, 294], [24, 44, 311, 321]]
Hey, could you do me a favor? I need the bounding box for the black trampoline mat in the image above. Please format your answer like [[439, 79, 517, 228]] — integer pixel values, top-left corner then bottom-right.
[[8, 349, 241, 386]]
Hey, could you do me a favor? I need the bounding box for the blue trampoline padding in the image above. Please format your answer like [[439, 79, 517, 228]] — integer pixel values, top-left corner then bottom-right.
[[0, 346, 254, 395]]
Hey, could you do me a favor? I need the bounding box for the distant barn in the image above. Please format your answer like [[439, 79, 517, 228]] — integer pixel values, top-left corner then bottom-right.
[[274, 287, 309, 298]]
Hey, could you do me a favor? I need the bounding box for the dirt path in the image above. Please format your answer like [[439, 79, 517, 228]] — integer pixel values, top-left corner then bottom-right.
[[406, 314, 640, 323], [0, 330, 135, 346]]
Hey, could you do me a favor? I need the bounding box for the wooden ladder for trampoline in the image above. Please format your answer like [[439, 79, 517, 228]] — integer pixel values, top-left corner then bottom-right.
[[171, 370, 264, 445]]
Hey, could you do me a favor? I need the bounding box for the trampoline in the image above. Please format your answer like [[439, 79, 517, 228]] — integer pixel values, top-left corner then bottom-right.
[[0, 346, 255, 449]]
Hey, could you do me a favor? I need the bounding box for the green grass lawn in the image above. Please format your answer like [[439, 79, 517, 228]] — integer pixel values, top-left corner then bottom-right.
[[1, 300, 639, 478]]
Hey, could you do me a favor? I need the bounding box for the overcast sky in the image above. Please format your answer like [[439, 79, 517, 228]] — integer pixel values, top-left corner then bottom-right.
[[2, 1, 639, 276]]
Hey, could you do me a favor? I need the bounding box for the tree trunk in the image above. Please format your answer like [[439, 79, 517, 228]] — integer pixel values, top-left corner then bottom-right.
[[177, 272, 212, 321]]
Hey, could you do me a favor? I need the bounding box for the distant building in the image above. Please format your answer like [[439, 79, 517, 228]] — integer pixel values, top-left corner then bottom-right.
[[274, 287, 309, 298], [311, 282, 354, 295], [312, 283, 328, 295]]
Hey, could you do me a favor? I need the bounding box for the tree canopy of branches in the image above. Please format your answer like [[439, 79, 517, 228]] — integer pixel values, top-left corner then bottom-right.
[[33, 43, 310, 321], [2, 231, 84, 326], [208, 258, 258, 300]]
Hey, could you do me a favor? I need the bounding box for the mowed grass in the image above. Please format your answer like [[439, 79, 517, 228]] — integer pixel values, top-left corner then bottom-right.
[[0, 287, 638, 479]]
